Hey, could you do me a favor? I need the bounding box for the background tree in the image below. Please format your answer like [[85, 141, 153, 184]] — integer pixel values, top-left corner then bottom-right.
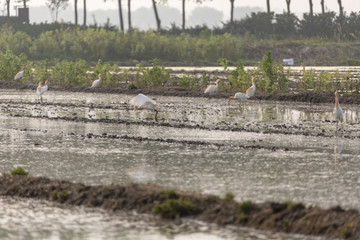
[[83, 0, 86, 26], [16, 0, 29, 8], [266, 0, 270, 13], [230, 0, 235, 23], [118, 0, 124, 31], [74, 0, 78, 25], [181, 0, 207, 30], [46, 0, 69, 22], [5, 0, 10, 16], [337, 0, 343, 17], [309, 0, 313, 15], [103, 0, 124, 31], [285, 0, 291, 13], [320, 0, 325, 14], [152, 0, 165, 30], [128, 0, 132, 31]]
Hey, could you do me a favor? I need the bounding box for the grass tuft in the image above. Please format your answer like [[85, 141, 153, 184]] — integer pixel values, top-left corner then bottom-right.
[[10, 167, 29, 176], [223, 192, 234, 201], [284, 200, 305, 210], [160, 189, 178, 199], [153, 197, 194, 219]]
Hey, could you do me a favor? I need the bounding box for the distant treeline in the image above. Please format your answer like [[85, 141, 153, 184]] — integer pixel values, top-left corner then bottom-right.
[[0, 11, 359, 63]]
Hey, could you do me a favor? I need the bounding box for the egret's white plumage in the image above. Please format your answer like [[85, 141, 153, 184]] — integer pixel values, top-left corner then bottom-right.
[[245, 77, 256, 97], [228, 77, 256, 104], [334, 91, 343, 130], [91, 74, 102, 88], [14, 66, 25, 81], [204, 79, 221, 94], [37, 80, 48, 103], [129, 93, 158, 121]]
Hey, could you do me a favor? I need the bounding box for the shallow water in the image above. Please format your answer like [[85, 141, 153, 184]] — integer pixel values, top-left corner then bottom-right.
[[0, 90, 359, 239]]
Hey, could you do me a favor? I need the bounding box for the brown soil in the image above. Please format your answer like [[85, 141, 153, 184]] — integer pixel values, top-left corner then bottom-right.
[[0, 175, 359, 239], [2, 80, 360, 105]]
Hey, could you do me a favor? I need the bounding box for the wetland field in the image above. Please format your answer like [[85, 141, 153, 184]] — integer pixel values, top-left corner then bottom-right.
[[0, 67, 360, 239]]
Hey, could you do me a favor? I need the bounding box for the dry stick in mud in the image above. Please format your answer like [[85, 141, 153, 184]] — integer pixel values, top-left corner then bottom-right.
[[0, 175, 359, 240]]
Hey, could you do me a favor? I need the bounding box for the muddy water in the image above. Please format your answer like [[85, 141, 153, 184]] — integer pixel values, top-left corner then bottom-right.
[[1, 90, 359, 239]]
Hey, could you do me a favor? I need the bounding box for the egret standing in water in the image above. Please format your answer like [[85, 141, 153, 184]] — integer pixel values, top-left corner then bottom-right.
[[228, 77, 256, 104], [14, 66, 26, 81], [129, 93, 158, 121], [91, 74, 102, 88], [334, 91, 343, 130], [204, 79, 221, 94], [37, 80, 48, 103]]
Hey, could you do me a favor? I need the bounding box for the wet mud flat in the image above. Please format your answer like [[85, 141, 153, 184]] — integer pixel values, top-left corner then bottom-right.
[[1, 80, 360, 105], [0, 175, 359, 240]]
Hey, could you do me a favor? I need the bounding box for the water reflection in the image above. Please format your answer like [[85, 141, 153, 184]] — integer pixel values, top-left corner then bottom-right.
[[334, 136, 344, 170]]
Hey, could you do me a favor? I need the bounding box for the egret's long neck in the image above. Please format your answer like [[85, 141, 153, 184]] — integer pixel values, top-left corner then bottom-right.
[[335, 95, 339, 109]]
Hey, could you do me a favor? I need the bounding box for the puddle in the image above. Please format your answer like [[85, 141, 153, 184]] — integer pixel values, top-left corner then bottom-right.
[[0, 90, 359, 239]]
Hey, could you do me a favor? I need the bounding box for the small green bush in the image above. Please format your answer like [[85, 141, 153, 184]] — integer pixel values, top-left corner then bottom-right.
[[153, 197, 194, 219], [257, 51, 288, 94], [160, 189, 178, 199], [10, 166, 29, 176], [135, 59, 170, 88], [238, 200, 255, 214], [178, 75, 198, 90], [341, 223, 352, 239], [283, 218, 290, 232], [284, 200, 305, 210], [223, 192, 234, 201]]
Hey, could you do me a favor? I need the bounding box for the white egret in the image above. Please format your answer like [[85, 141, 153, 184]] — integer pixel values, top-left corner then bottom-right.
[[37, 80, 48, 103], [228, 77, 256, 104], [129, 93, 158, 121], [14, 66, 25, 81], [334, 91, 343, 130], [91, 74, 102, 88], [204, 79, 221, 94]]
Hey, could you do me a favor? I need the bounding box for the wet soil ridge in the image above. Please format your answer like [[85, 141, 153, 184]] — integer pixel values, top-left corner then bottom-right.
[[0, 175, 359, 239], [80, 133, 284, 151], [1, 81, 360, 105], [7, 110, 360, 140]]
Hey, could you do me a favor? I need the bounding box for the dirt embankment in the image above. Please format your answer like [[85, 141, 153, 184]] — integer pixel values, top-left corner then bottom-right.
[[2, 80, 360, 105], [0, 175, 359, 239]]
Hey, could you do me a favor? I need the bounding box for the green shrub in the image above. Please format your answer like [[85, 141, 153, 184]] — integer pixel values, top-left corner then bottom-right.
[[160, 189, 178, 199], [283, 218, 290, 232], [223, 192, 234, 201], [178, 75, 198, 90], [153, 197, 194, 219], [257, 51, 288, 94], [50, 58, 90, 86], [10, 166, 29, 176], [92, 59, 120, 87], [284, 200, 305, 210], [0, 50, 28, 81], [135, 59, 170, 88], [238, 200, 255, 214]]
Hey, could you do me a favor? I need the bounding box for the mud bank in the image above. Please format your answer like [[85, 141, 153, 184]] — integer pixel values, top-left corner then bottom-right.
[[1, 81, 360, 104], [0, 175, 359, 239]]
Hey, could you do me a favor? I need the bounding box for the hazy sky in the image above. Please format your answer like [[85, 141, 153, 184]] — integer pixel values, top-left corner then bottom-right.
[[7, 0, 360, 17]]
